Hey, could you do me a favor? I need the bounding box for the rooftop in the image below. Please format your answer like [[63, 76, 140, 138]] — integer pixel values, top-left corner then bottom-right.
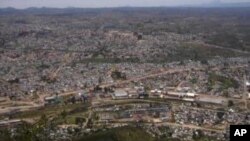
[[114, 89, 128, 97]]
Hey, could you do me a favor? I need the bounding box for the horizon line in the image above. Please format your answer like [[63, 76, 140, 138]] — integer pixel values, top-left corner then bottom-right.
[[1, 1, 250, 10], [1, 5, 250, 10]]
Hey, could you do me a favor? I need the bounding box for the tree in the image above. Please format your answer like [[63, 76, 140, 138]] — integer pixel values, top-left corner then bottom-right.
[[0, 128, 12, 141], [217, 109, 225, 120], [60, 110, 68, 123], [75, 117, 85, 127], [137, 34, 143, 40], [111, 70, 126, 80], [10, 114, 57, 141], [228, 100, 234, 107], [13, 122, 33, 141]]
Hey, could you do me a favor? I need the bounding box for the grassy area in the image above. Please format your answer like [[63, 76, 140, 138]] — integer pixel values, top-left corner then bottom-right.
[[206, 31, 249, 51], [208, 73, 239, 90], [11, 103, 90, 119], [64, 112, 89, 124], [74, 126, 156, 141], [173, 42, 246, 62]]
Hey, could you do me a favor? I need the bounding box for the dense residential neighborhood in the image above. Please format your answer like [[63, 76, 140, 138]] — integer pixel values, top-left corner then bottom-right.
[[0, 6, 250, 141]]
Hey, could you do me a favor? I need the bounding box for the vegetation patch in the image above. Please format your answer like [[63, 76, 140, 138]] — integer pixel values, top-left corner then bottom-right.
[[208, 73, 239, 90], [74, 126, 155, 141]]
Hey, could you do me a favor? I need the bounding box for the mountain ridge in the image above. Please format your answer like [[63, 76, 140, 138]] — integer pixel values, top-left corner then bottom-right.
[[0, 1, 250, 11]]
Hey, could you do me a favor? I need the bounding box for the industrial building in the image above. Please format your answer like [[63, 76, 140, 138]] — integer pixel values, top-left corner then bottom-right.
[[112, 89, 128, 99], [167, 91, 198, 98]]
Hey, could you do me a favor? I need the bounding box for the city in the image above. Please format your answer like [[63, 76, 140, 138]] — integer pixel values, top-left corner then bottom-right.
[[0, 1, 250, 141]]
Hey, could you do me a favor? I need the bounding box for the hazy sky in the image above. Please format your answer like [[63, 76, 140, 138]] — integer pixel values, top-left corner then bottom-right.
[[0, 0, 250, 9]]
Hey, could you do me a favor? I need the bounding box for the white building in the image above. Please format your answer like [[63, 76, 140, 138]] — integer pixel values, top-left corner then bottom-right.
[[167, 91, 197, 98], [246, 81, 250, 86], [150, 89, 162, 96], [183, 98, 195, 102], [112, 89, 128, 99], [167, 91, 184, 97], [186, 92, 197, 97]]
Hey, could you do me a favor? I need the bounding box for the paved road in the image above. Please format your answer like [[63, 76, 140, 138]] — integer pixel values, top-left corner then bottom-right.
[[187, 41, 250, 55]]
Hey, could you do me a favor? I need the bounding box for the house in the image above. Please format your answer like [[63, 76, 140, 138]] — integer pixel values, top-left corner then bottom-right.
[[150, 89, 162, 97]]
